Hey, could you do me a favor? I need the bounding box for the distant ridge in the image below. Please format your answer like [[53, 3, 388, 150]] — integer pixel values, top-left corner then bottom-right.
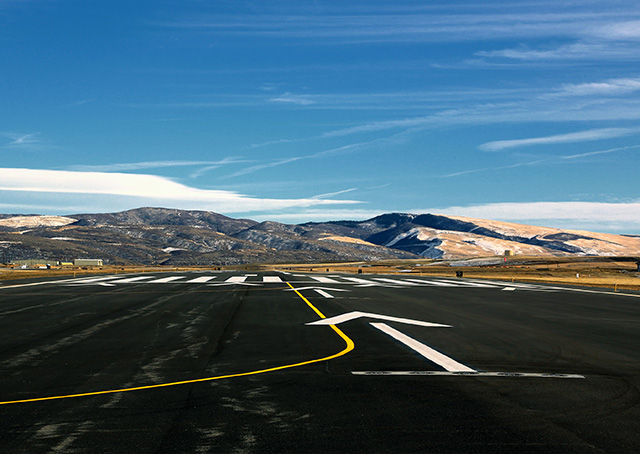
[[0, 207, 639, 265]]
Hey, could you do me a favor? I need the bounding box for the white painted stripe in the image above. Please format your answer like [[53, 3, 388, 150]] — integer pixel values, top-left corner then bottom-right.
[[310, 276, 341, 284], [66, 276, 121, 284], [225, 276, 247, 283], [314, 289, 334, 298], [352, 371, 584, 379], [110, 276, 158, 283], [147, 276, 185, 283], [437, 279, 496, 288], [374, 278, 421, 286], [263, 276, 283, 283], [370, 322, 476, 373], [307, 311, 450, 328], [186, 276, 217, 283], [341, 277, 376, 284], [502, 287, 516, 291], [405, 279, 458, 287]]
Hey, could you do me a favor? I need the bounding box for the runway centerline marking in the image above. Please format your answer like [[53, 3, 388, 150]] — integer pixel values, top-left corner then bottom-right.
[[0, 281, 355, 406]]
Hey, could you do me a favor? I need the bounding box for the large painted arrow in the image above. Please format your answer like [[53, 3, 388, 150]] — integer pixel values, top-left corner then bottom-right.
[[285, 286, 350, 292], [306, 311, 451, 328]]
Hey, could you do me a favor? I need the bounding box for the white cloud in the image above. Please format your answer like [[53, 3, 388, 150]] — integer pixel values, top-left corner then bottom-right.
[[475, 42, 640, 62], [66, 158, 245, 172], [2, 132, 42, 149], [269, 92, 315, 105], [420, 202, 640, 233], [0, 168, 360, 215], [158, 9, 636, 44], [592, 20, 640, 40], [256, 209, 387, 224], [418, 201, 640, 233], [479, 128, 639, 151], [553, 77, 640, 97], [312, 188, 358, 199]]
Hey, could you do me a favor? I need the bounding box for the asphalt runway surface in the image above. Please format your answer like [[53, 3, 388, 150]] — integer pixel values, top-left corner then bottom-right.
[[0, 271, 639, 453]]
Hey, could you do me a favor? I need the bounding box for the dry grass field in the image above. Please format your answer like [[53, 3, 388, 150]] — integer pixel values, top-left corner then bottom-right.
[[0, 266, 215, 282], [262, 256, 640, 291]]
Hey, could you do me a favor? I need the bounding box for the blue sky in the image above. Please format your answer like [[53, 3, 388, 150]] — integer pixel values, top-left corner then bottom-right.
[[2, 0, 640, 232]]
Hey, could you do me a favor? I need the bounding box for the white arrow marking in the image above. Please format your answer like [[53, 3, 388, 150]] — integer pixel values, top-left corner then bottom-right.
[[306, 311, 450, 328], [370, 322, 475, 373], [285, 286, 350, 292]]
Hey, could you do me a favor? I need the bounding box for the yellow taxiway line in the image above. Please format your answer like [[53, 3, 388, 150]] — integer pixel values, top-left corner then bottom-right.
[[0, 282, 354, 405]]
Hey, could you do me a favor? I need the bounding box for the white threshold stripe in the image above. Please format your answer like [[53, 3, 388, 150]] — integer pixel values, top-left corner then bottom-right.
[[437, 279, 496, 288], [147, 276, 184, 283], [66, 276, 123, 284], [110, 276, 157, 283], [370, 322, 475, 373], [341, 277, 377, 284], [225, 276, 247, 283], [405, 279, 458, 287], [310, 276, 341, 284], [352, 371, 585, 379], [374, 278, 421, 286], [186, 276, 217, 283], [263, 276, 283, 283]]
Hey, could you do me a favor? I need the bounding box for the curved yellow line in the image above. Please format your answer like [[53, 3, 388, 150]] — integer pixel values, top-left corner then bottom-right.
[[0, 282, 354, 405]]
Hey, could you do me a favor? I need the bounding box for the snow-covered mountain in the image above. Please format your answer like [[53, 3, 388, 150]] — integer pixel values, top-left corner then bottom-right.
[[1, 208, 639, 265], [304, 213, 640, 259]]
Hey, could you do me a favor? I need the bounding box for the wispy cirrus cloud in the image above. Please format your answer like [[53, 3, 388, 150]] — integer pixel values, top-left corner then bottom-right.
[[550, 77, 640, 97], [592, 19, 640, 40], [312, 75, 640, 140], [478, 127, 639, 152], [476, 42, 640, 62], [311, 188, 358, 199], [65, 158, 246, 173], [442, 145, 640, 178], [156, 7, 640, 44], [227, 133, 408, 178], [2, 132, 43, 149], [269, 92, 315, 105], [0, 168, 360, 215]]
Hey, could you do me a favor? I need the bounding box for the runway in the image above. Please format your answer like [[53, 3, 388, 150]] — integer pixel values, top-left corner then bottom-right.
[[0, 271, 639, 452]]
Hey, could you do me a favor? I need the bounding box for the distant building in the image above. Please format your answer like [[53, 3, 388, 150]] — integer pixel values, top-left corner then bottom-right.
[[11, 259, 54, 267], [74, 258, 103, 266], [504, 250, 514, 257]]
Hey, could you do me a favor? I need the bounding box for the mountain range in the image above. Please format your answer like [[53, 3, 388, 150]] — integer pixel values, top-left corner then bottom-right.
[[1, 207, 639, 266]]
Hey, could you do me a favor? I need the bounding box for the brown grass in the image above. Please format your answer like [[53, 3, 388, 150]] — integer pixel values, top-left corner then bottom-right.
[[0, 265, 218, 282], [2, 257, 639, 291], [261, 257, 640, 291]]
